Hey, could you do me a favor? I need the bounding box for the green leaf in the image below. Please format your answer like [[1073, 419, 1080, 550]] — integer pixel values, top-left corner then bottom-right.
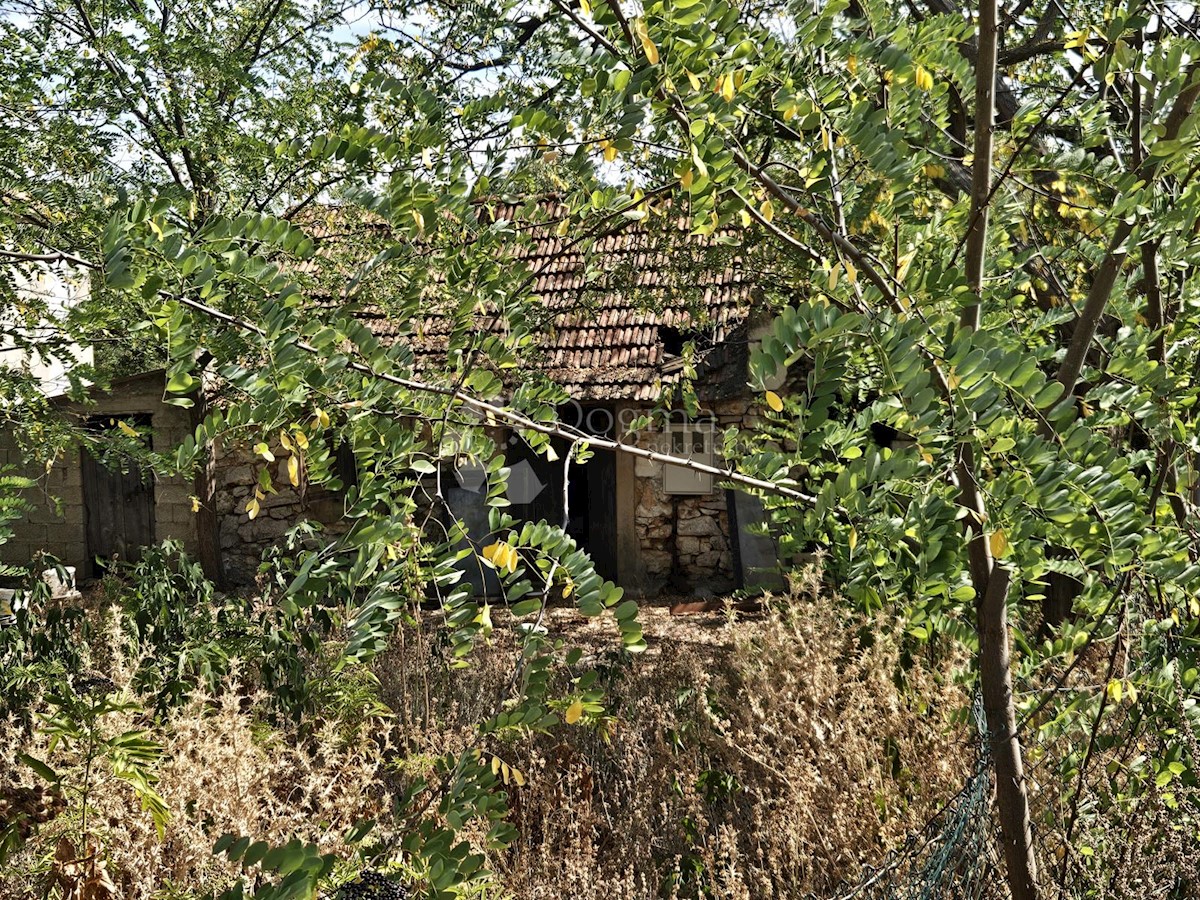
[[18, 753, 59, 784], [242, 841, 270, 868]]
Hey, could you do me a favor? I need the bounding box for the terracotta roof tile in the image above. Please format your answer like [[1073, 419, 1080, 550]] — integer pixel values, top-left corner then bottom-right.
[[298, 201, 753, 402]]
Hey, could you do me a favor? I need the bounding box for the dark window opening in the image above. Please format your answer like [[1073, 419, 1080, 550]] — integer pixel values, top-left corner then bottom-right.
[[334, 442, 359, 492]]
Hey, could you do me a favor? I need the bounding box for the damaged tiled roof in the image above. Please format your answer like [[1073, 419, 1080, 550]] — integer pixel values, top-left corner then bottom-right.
[[298, 201, 756, 402]]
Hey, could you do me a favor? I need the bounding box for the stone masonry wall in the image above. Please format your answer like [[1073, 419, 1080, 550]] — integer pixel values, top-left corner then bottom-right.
[[631, 397, 757, 596], [212, 439, 350, 584]]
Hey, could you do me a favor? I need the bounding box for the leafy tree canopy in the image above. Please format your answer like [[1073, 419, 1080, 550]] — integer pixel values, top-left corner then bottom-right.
[[3, 0, 1200, 895]]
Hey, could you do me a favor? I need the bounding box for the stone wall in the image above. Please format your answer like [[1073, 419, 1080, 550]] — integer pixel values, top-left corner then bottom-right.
[[0, 371, 199, 577], [212, 440, 350, 584], [630, 396, 758, 596]]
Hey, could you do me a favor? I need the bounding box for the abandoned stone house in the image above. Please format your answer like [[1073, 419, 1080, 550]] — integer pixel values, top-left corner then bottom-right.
[[1, 210, 785, 598]]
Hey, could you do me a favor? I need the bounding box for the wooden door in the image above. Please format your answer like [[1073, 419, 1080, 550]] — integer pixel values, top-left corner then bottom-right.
[[81, 418, 156, 576], [586, 449, 618, 581]]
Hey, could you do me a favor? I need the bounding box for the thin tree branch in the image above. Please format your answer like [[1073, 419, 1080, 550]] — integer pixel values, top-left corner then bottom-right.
[[960, 0, 1001, 330], [1054, 63, 1200, 402], [172, 294, 822, 506]]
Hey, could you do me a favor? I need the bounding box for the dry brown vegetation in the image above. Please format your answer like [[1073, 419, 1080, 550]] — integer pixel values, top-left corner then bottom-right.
[[0, 582, 976, 899]]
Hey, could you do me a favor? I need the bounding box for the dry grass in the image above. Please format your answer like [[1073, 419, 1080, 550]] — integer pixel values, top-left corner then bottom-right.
[[375, 581, 975, 898], [0, 582, 975, 899]]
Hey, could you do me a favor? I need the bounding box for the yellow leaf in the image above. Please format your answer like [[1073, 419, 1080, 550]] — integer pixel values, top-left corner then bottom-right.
[[511, 766, 526, 787], [316, 408, 331, 429], [483, 542, 519, 573], [491, 755, 502, 775], [246, 497, 260, 520], [293, 430, 309, 450], [190, 496, 202, 513], [848, 527, 858, 553], [719, 73, 734, 102], [279, 430, 293, 452], [914, 65, 933, 91], [562, 578, 574, 598], [989, 529, 1008, 558], [287, 455, 300, 487], [565, 699, 584, 724], [1106, 679, 1123, 703], [644, 39, 660, 65], [765, 390, 784, 412], [845, 262, 858, 285], [603, 142, 618, 162], [1064, 29, 1088, 49], [847, 54, 858, 75], [686, 69, 700, 91], [680, 169, 694, 190], [634, 18, 659, 65], [117, 420, 139, 438], [740, 209, 752, 227], [580, 0, 591, 14], [923, 162, 945, 179], [501, 762, 511, 784], [828, 264, 840, 291], [411, 208, 425, 232], [761, 198, 774, 223]]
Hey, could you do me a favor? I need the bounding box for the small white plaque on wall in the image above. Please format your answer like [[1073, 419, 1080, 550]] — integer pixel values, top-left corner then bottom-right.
[[663, 423, 715, 495]]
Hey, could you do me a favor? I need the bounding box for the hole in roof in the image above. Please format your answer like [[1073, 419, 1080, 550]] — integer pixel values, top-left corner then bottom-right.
[[660, 325, 689, 358]]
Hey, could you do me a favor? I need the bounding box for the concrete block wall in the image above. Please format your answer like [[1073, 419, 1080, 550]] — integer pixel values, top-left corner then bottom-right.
[[147, 406, 201, 557], [0, 441, 88, 572], [0, 371, 199, 578]]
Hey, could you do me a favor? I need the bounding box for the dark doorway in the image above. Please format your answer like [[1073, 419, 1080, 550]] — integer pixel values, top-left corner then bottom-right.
[[506, 404, 618, 582], [81, 416, 156, 577]]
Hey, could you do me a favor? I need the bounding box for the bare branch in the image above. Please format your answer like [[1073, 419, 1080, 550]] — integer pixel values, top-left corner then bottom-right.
[[1054, 63, 1200, 401]]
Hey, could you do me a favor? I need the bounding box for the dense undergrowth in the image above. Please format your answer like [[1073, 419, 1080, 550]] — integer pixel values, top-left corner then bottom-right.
[[0, 545, 975, 899]]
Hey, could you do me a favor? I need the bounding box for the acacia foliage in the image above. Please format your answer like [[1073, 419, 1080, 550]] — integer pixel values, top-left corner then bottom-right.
[[5, 0, 1200, 892]]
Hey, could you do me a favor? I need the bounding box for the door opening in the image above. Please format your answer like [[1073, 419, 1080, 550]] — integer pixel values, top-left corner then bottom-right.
[[81, 415, 156, 578], [506, 404, 618, 582]]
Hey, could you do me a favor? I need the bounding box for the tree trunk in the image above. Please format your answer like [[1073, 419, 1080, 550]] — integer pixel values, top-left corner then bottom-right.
[[978, 565, 1040, 899], [957, 0, 1041, 886]]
